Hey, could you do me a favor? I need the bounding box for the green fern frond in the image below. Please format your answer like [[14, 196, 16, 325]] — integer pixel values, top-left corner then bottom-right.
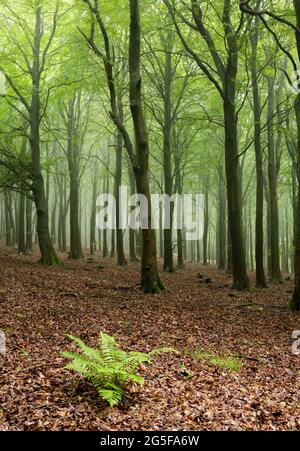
[[126, 372, 144, 385], [62, 331, 176, 407], [97, 388, 123, 407], [126, 351, 151, 364], [65, 334, 102, 361], [99, 332, 118, 362]]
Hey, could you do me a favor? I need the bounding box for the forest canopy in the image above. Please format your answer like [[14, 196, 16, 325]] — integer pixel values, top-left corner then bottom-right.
[[0, 0, 299, 302]]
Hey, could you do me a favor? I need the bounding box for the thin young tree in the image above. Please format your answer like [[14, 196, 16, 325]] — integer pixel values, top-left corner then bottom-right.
[[249, 3, 267, 287]]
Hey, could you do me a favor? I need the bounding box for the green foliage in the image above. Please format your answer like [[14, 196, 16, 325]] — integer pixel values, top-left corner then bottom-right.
[[190, 349, 243, 372], [62, 332, 175, 406]]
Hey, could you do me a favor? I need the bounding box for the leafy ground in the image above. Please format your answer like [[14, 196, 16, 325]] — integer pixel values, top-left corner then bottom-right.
[[0, 247, 299, 431]]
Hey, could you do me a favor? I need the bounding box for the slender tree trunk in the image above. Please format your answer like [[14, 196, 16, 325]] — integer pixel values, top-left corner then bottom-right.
[[26, 196, 33, 252], [18, 133, 27, 253], [202, 189, 209, 266], [127, 154, 138, 262], [57, 172, 68, 253], [110, 230, 115, 258], [217, 165, 226, 269], [4, 190, 13, 246], [266, 75, 281, 283], [68, 161, 82, 259], [90, 169, 97, 256], [110, 175, 116, 259], [174, 151, 183, 267], [196, 239, 201, 263], [45, 144, 50, 209], [115, 125, 127, 266], [64, 96, 83, 260], [226, 216, 232, 273], [18, 191, 26, 253], [162, 42, 174, 273], [250, 17, 267, 287], [103, 176, 109, 258], [51, 192, 57, 245], [285, 206, 289, 272]]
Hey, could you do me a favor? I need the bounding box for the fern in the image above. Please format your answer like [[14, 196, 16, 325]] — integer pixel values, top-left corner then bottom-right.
[[62, 332, 175, 407]]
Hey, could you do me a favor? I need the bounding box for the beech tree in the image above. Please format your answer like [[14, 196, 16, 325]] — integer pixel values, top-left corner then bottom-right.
[[163, 0, 250, 289], [0, 1, 63, 264], [80, 0, 164, 292], [240, 0, 300, 308]]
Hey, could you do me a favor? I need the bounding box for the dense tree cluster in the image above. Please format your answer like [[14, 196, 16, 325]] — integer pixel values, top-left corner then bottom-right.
[[0, 0, 299, 309]]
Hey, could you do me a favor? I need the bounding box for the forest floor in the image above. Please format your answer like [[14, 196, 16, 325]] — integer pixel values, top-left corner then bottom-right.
[[0, 246, 299, 431]]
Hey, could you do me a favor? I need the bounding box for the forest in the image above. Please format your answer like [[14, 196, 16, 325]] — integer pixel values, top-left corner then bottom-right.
[[0, 0, 299, 433]]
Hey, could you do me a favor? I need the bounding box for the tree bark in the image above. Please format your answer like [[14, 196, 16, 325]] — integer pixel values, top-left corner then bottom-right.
[[103, 175, 109, 258], [30, 6, 60, 265], [4, 190, 14, 247], [25, 195, 33, 252], [203, 189, 209, 266], [217, 165, 226, 269], [224, 86, 249, 289], [115, 104, 127, 266], [61, 94, 83, 260], [162, 39, 174, 273], [18, 191, 26, 253], [127, 154, 138, 262], [129, 0, 164, 292], [250, 17, 267, 287], [90, 167, 98, 256], [266, 74, 281, 283]]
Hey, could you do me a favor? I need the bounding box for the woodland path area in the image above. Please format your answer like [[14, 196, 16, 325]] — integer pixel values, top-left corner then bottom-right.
[[0, 247, 299, 431]]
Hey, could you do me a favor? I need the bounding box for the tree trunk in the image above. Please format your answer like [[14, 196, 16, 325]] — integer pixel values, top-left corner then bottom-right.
[[266, 75, 281, 283], [30, 6, 60, 266], [115, 121, 127, 266], [202, 190, 209, 266], [18, 133, 27, 253], [4, 190, 14, 247], [223, 88, 250, 289], [26, 195, 33, 252], [63, 95, 83, 260], [127, 154, 138, 262], [90, 169, 97, 256], [103, 175, 109, 258], [250, 19, 267, 287], [51, 192, 57, 245], [285, 206, 289, 272], [174, 152, 184, 267], [129, 0, 164, 293], [217, 165, 226, 269], [68, 162, 82, 259], [18, 191, 26, 253], [162, 42, 174, 273]]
